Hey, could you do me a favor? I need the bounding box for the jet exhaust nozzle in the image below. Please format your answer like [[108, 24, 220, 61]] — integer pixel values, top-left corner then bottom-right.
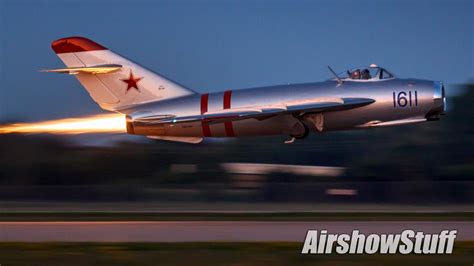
[[126, 115, 135, 134]]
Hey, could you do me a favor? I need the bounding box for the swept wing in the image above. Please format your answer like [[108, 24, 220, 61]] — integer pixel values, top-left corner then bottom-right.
[[133, 97, 375, 125]]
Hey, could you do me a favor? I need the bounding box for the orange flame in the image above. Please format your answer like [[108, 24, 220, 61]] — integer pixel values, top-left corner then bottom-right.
[[0, 114, 126, 135]]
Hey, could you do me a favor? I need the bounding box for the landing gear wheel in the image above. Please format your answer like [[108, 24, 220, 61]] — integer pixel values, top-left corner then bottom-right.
[[290, 123, 309, 139]]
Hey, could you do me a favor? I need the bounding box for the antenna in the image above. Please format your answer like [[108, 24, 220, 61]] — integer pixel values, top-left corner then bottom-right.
[[328, 66, 343, 85]]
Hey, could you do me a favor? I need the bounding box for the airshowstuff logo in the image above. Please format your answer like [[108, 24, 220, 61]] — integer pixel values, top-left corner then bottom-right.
[[301, 229, 457, 255]]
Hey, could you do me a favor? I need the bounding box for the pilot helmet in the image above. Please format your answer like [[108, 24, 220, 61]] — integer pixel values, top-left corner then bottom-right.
[[351, 69, 361, 79]]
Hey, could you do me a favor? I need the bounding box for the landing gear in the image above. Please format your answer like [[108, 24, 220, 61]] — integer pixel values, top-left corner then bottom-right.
[[303, 113, 324, 132], [284, 136, 296, 144], [291, 123, 309, 139], [285, 123, 309, 144]]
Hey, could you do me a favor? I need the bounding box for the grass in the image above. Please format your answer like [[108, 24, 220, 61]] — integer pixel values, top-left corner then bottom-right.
[[0, 211, 473, 221], [0, 242, 472, 266]]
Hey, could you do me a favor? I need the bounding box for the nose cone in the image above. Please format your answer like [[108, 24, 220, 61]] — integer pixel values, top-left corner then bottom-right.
[[426, 81, 446, 120]]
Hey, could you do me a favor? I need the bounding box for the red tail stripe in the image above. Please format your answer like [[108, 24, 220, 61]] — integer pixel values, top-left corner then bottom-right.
[[52, 36, 107, 54], [200, 93, 209, 114], [200, 94, 211, 137], [223, 90, 235, 137], [223, 90, 232, 109]]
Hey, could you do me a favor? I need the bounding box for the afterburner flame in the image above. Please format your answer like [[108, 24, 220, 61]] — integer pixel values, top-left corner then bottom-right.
[[0, 114, 126, 135]]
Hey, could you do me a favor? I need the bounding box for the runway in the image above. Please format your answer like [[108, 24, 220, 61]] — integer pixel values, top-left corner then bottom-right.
[[0, 221, 472, 242]]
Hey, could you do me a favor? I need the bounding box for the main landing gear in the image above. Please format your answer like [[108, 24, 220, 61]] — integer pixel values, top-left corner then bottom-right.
[[284, 113, 324, 144], [284, 123, 309, 144]]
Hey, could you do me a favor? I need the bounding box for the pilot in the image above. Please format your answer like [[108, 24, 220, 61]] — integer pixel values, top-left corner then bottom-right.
[[361, 69, 372, 80], [350, 69, 361, 79]]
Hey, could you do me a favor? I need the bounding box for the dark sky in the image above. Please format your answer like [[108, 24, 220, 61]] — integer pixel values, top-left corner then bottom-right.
[[0, 0, 472, 121]]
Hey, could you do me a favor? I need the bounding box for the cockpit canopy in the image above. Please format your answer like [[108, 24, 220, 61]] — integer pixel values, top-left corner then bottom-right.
[[332, 64, 395, 82]]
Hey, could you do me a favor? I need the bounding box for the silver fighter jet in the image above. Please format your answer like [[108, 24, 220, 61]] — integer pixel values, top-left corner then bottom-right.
[[44, 37, 446, 143]]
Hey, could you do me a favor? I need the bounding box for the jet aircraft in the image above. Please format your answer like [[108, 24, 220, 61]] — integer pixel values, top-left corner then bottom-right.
[[44, 37, 446, 143]]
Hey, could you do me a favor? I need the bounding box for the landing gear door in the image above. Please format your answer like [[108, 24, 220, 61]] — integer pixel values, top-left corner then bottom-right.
[[304, 113, 324, 132]]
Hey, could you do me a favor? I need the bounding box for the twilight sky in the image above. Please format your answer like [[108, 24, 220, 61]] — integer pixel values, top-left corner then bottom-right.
[[0, 0, 472, 121]]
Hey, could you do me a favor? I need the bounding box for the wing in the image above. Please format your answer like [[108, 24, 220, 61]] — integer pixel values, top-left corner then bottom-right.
[[133, 97, 375, 125], [147, 136, 203, 144]]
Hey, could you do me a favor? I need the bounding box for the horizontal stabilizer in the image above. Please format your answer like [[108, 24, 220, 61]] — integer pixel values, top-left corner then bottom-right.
[[40, 64, 122, 75]]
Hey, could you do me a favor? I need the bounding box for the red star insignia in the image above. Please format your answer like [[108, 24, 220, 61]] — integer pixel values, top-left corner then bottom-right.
[[121, 71, 143, 93]]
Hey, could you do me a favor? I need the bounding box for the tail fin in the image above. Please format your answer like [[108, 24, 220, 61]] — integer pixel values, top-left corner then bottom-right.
[[50, 36, 195, 111]]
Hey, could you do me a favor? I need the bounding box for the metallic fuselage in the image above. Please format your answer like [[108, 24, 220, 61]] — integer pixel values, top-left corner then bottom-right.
[[125, 78, 443, 138]]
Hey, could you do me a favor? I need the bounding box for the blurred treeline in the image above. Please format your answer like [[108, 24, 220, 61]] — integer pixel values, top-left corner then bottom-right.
[[0, 84, 472, 204]]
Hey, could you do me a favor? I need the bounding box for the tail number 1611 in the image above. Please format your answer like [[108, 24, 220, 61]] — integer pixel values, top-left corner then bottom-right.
[[393, 90, 418, 108]]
